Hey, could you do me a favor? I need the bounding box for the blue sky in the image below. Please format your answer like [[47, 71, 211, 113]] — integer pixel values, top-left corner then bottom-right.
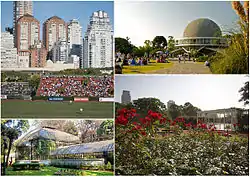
[[115, 1, 240, 46], [115, 75, 249, 111], [1, 1, 114, 38]]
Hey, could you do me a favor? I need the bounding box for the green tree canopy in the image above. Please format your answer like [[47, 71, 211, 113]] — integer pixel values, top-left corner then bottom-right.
[[152, 36, 167, 49], [115, 37, 134, 54], [239, 81, 249, 105]]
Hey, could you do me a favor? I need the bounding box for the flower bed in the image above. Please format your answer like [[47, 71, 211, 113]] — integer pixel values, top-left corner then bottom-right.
[[115, 108, 249, 175]]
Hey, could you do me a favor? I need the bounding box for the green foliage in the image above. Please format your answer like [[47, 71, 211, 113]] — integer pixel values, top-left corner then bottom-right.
[[6, 166, 114, 176], [209, 4, 249, 75], [13, 163, 40, 171], [97, 120, 114, 136], [34, 140, 56, 159], [132, 98, 167, 118], [167, 36, 175, 52], [105, 162, 112, 170], [116, 130, 249, 175], [115, 37, 135, 54], [63, 121, 78, 136], [239, 81, 249, 105], [196, 55, 209, 62], [28, 74, 41, 89], [152, 36, 167, 49]]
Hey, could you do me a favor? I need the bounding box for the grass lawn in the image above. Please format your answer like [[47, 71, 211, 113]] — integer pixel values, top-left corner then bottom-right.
[[122, 62, 173, 74], [6, 166, 114, 176], [1, 101, 113, 118]]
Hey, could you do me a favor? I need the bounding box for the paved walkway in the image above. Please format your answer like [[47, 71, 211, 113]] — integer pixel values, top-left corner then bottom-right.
[[148, 61, 212, 74]]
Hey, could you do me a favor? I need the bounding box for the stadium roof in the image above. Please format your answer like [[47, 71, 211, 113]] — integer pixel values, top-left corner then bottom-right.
[[50, 140, 114, 155], [183, 18, 222, 38], [16, 127, 80, 146]]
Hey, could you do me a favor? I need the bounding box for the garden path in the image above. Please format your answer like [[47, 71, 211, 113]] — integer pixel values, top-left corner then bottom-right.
[[147, 61, 212, 74]]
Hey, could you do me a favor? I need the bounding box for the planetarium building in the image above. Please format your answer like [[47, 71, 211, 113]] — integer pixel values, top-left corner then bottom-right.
[[174, 18, 229, 55]]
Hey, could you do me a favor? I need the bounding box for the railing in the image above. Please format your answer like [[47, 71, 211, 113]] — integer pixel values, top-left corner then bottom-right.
[[175, 37, 228, 47]]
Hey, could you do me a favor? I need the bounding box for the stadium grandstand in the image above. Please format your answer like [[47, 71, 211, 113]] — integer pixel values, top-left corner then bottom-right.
[[1, 82, 32, 99], [37, 75, 113, 97]]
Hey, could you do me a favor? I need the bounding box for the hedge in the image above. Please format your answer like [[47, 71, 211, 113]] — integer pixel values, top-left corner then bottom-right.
[[12, 163, 40, 171]]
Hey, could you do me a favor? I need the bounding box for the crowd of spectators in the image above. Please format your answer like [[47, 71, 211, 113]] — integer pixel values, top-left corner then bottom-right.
[[1, 82, 31, 96], [37, 75, 114, 97]]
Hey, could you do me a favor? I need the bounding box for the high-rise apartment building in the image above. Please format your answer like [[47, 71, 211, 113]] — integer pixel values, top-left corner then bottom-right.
[[13, 1, 33, 47], [1, 32, 18, 68], [68, 19, 82, 49], [83, 10, 113, 68], [68, 19, 83, 66], [16, 14, 40, 68], [43, 16, 67, 59], [121, 90, 131, 104], [52, 40, 69, 62], [30, 41, 47, 67]]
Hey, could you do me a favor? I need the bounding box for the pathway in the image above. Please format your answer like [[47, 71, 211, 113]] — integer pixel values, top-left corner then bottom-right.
[[147, 60, 212, 74]]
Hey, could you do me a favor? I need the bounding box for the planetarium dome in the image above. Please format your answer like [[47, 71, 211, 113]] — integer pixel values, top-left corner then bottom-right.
[[183, 18, 222, 38]]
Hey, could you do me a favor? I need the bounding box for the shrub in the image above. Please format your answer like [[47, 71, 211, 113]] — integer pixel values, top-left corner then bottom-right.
[[115, 108, 249, 175], [196, 55, 209, 62]]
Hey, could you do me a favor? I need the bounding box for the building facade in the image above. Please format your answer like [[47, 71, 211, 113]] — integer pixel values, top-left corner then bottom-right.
[[197, 108, 249, 130], [16, 14, 40, 52], [68, 19, 82, 49], [13, 1, 33, 47], [52, 40, 69, 62], [68, 19, 83, 66], [1, 32, 18, 68], [16, 14, 40, 68], [30, 41, 47, 67], [121, 90, 131, 104], [43, 16, 67, 60], [83, 10, 113, 68], [173, 18, 228, 56]]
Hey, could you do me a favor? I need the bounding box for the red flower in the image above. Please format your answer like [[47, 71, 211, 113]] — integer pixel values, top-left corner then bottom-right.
[[115, 115, 128, 126], [131, 108, 136, 113], [139, 118, 147, 125], [201, 124, 207, 129], [171, 121, 176, 126], [132, 122, 138, 125], [140, 131, 146, 136], [160, 118, 167, 124]]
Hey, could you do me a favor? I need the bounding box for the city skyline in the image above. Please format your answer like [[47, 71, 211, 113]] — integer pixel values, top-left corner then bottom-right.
[[115, 75, 249, 111], [115, 1, 239, 46], [1, 1, 114, 38]]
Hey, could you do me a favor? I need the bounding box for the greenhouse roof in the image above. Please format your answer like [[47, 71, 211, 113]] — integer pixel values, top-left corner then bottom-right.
[[50, 140, 114, 155], [16, 127, 80, 146]]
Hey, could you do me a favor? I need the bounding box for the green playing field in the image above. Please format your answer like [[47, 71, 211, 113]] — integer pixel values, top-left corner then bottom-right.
[[1, 100, 113, 118]]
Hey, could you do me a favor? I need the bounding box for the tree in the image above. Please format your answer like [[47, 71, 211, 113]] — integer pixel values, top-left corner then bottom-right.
[[152, 36, 167, 49], [1, 120, 29, 168], [133, 98, 167, 118], [34, 120, 78, 136], [34, 120, 67, 130], [97, 120, 114, 138], [239, 81, 249, 105], [182, 102, 201, 116], [63, 121, 78, 136], [28, 74, 41, 89], [190, 49, 199, 58], [167, 36, 175, 52], [76, 120, 102, 143], [115, 37, 134, 54], [167, 103, 182, 120], [144, 40, 153, 57]]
